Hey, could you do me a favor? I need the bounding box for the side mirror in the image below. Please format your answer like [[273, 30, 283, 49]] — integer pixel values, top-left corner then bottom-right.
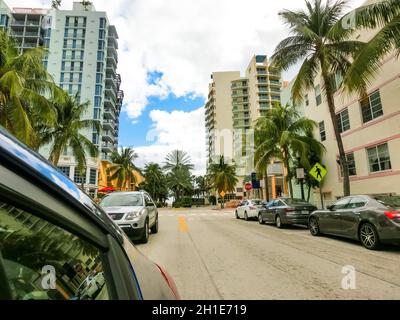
[[327, 205, 334, 211]]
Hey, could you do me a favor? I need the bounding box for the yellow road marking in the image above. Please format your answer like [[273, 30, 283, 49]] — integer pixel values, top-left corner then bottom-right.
[[178, 216, 189, 233]]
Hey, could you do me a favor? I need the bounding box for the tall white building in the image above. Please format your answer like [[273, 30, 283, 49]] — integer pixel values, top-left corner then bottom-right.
[[0, 1, 123, 197]]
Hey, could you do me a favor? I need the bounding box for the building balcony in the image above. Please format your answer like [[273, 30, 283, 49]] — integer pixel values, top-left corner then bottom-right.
[[105, 77, 117, 90], [106, 54, 118, 68], [10, 31, 24, 37], [103, 108, 116, 120], [271, 96, 281, 103], [269, 80, 282, 87], [25, 21, 40, 28], [102, 131, 114, 143], [22, 42, 37, 48], [231, 91, 249, 98], [102, 142, 114, 154], [103, 119, 115, 131], [233, 114, 250, 121]]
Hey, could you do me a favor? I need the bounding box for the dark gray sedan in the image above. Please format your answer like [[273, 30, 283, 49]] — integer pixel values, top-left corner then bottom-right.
[[258, 198, 317, 228], [308, 195, 400, 250]]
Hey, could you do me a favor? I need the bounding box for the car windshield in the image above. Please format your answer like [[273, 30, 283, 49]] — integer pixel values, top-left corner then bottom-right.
[[100, 194, 143, 207], [251, 200, 262, 205], [283, 198, 311, 206], [374, 196, 400, 208]]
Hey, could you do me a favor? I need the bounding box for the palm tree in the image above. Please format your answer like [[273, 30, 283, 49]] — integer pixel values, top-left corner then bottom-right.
[[271, 0, 368, 196], [207, 156, 238, 208], [194, 175, 211, 198], [254, 104, 325, 198], [164, 150, 194, 172], [141, 163, 168, 203], [0, 30, 61, 146], [51, 0, 62, 9], [81, 1, 92, 11], [35, 92, 100, 176], [107, 147, 140, 191], [343, 0, 400, 93], [166, 166, 193, 203]]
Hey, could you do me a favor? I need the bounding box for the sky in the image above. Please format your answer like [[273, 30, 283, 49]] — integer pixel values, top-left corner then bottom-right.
[[6, 0, 366, 175]]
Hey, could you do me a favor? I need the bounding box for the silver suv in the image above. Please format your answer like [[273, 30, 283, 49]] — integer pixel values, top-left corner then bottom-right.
[[100, 191, 158, 243]]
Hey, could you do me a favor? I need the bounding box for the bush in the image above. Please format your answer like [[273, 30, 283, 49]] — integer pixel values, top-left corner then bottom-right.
[[209, 195, 217, 205], [173, 201, 181, 208], [192, 198, 205, 206], [181, 197, 192, 208]]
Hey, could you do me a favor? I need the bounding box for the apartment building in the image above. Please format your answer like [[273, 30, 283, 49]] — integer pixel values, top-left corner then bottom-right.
[[205, 55, 285, 200], [303, 6, 400, 203], [0, 1, 123, 197]]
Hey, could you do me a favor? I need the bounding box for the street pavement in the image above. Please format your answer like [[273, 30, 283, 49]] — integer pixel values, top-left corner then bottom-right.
[[138, 206, 400, 300]]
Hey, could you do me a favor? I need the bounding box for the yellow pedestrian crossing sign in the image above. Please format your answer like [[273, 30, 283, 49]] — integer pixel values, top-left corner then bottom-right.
[[310, 163, 327, 182], [220, 191, 226, 198]]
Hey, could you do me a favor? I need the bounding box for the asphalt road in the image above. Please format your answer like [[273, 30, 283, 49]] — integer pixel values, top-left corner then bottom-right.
[[138, 207, 400, 300]]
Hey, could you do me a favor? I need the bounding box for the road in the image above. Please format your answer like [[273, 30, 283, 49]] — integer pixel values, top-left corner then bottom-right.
[[138, 207, 400, 300]]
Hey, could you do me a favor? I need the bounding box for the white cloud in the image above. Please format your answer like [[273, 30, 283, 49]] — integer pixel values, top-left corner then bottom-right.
[[134, 107, 206, 175]]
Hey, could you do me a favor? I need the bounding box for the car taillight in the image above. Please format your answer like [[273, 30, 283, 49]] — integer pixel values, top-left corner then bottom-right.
[[156, 264, 180, 299], [384, 211, 400, 219], [285, 208, 295, 212]]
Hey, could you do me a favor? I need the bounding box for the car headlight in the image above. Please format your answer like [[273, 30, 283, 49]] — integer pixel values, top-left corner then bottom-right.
[[125, 210, 144, 220]]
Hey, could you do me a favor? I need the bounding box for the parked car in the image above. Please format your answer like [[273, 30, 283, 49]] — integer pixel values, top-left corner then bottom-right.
[[100, 191, 158, 243], [258, 198, 317, 228], [235, 199, 264, 221], [75, 272, 105, 300], [0, 127, 179, 300], [309, 195, 400, 250]]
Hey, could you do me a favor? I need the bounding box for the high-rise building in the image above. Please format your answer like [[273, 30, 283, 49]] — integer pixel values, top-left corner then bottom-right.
[[205, 55, 285, 200], [0, 1, 123, 197]]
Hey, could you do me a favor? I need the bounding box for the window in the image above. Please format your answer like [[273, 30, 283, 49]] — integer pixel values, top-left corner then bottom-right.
[[93, 107, 101, 120], [332, 198, 350, 210], [95, 85, 102, 95], [99, 29, 106, 39], [0, 200, 109, 300], [347, 197, 367, 209], [100, 17, 106, 29], [89, 169, 97, 185], [340, 153, 357, 177], [96, 73, 103, 84], [58, 166, 70, 177], [314, 84, 322, 106], [319, 121, 326, 141], [74, 170, 85, 184], [97, 62, 104, 72], [94, 96, 102, 108], [305, 94, 309, 106], [97, 51, 104, 61], [367, 143, 391, 173], [361, 90, 383, 123], [98, 40, 105, 50], [336, 108, 350, 133]]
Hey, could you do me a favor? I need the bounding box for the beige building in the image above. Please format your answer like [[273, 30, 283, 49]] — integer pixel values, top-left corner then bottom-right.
[[205, 56, 285, 200], [304, 5, 400, 205]]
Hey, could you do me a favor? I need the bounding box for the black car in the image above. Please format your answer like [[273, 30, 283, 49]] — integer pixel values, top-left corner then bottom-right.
[[0, 127, 179, 300], [258, 198, 317, 228], [308, 195, 400, 250]]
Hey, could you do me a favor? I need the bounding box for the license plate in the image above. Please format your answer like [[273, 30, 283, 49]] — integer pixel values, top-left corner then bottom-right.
[[301, 210, 309, 214]]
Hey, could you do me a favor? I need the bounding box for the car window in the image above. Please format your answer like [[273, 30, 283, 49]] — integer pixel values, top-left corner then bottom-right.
[[0, 200, 110, 300], [275, 200, 285, 207], [347, 197, 367, 209], [374, 196, 400, 209], [284, 198, 311, 206], [100, 193, 143, 207], [332, 198, 350, 210], [252, 200, 262, 205], [145, 195, 154, 207]]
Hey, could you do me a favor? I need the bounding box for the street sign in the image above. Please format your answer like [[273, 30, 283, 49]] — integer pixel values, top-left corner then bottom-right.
[[309, 163, 327, 182], [245, 183, 252, 191], [219, 191, 226, 198], [296, 168, 305, 179]]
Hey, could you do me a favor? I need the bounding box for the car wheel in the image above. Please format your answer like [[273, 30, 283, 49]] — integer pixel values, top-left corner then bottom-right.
[[244, 212, 248, 221], [275, 215, 284, 229], [141, 219, 149, 244], [235, 210, 239, 219], [258, 214, 265, 224], [359, 222, 381, 250], [150, 215, 159, 234], [309, 217, 320, 236]]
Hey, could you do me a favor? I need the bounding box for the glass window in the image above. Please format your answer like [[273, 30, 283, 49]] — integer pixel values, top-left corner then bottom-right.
[[58, 166, 70, 177], [367, 143, 392, 173], [336, 108, 350, 133], [340, 153, 357, 177], [319, 121, 326, 141], [305, 94, 309, 106], [315, 84, 322, 106], [100, 194, 144, 207], [332, 198, 350, 210], [0, 200, 109, 300], [347, 197, 367, 209], [74, 170, 85, 184], [100, 18, 106, 29], [93, 108, 101, 120], [89, 169, 97, 185], [361, 90, 383, 123], [97, 62, 103, 72], [96, 73, 103, 84]]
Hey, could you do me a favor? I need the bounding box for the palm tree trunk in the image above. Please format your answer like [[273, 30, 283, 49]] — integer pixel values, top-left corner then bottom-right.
[[264, 167, 269, 202], [307, 184, 311, 202], [321, 70, 350, 196]]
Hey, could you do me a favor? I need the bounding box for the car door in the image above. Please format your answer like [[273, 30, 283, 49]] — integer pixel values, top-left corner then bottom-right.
[[265, 200, 278, 222], [320, 197, 351, 235], [144, 194, 156, 226], [340, 196, 368, 238], [262, 201, 274, 222]]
